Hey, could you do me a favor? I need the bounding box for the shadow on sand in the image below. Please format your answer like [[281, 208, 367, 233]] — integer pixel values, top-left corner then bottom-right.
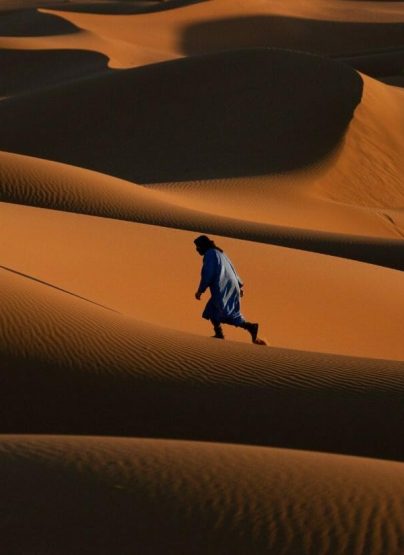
[[0, 49, 363, 182], [0, 48, 111, 97], [46, 0, 206, 16], [180, 15, 404, 57], [0, 8, 80, 36]]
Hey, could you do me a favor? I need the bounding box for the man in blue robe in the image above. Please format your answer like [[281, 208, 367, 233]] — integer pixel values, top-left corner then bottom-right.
[[194, 235, 262, 343]]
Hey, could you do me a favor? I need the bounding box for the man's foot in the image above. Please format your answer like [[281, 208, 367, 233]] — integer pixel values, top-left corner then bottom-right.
[[212, 325, 225, 339], [253, 337, 267, 346]]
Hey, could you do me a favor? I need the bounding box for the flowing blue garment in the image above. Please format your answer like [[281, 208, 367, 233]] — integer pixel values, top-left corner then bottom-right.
[[197, 248, 245, 326]]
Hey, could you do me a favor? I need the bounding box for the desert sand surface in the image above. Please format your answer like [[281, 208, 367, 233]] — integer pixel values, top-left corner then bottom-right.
[[1, 435, 404, 555], [1, 0, 404, 553]]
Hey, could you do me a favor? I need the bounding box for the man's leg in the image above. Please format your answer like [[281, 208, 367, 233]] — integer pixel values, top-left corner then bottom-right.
[[241, 321, 259, 343], [222, 316, 259, 343], [210, 319, 225, 339]]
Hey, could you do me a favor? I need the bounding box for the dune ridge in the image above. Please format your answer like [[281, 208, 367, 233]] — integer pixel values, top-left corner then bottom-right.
[[2, 149, 404, 272]]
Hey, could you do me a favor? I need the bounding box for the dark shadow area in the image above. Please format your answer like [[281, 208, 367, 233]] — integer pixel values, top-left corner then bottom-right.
[[0, 8, 80, 36], [180, 16, 404, 57], [379, 75, 404, 88], [337, 47, 404, 78], [0, 49, 363, 181], [1, 350, 403, 463], [0, 48, 111, 97], [52, 0, 206, 15]]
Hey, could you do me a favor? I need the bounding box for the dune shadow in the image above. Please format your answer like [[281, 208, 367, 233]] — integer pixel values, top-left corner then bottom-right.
[[0, 8, 80, 36], [0, 49, 363, 182], [0, 49, 112, 97], [379, 75, 404, 88], [337, 47, 404, 78], [52, 0, 207, 15], [180, 16, 404, 57]]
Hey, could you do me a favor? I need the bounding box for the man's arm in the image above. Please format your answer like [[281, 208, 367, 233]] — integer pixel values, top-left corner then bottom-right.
[[195, 251, 217, 299]]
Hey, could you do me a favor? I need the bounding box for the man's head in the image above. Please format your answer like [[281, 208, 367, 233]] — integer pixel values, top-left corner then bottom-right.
[[194, 235, 217, 256]]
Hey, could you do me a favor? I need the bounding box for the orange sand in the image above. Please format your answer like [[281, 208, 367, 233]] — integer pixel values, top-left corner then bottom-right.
[[1, 1, 404, 553]]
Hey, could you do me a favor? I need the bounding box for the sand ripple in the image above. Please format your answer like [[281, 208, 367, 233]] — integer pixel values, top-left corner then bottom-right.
[[0, 435, 403, 554], [0, 265, 403, 460]]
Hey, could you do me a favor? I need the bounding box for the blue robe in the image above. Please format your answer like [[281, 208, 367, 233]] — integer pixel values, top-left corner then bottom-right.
[[197, 248, 245, 326]]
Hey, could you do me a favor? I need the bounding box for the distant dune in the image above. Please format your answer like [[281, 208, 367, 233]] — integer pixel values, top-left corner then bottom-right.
[[1, 0, 404, 552], [0, 49, 363, 180]]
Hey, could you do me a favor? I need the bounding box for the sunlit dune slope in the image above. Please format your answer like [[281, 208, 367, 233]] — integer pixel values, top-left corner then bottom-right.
[[1, 435, 404, 555], [1, 224, 404, 460], [2, 200, 404, 360], [2, 149, 404, 271], [0, 49, 362, 182]]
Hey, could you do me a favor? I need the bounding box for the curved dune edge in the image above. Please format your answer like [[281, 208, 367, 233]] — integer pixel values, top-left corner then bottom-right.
[[149, 74, 404, 237], [0, 31, 179, 78], [0, 48, 363, 181], [3, 0, 404, 79], [0, 435, 403, 555], [44, 0, 404, 58], [1, 149, 404, 274], [1, 264, 403, 460]]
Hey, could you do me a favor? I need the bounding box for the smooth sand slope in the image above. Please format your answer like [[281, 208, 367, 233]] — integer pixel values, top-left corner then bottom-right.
[[1, 435, 404, 555], [2, 200, 404, 360], [2, 148, 404, 272], [1, 253, 403, 460]]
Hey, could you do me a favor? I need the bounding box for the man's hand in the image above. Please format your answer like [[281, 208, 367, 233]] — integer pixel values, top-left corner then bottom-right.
[[195, 291, 202, 300]]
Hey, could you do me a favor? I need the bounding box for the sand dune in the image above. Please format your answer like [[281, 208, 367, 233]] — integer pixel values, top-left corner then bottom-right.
[[150, 73, 404, 239], [1, 249, 404, 460], [1, 0, 404, 550], [0, 49, 363, 180], [43, 0, 404, 57], [2, 149, 404, 273], [1, 435, 403, 554], [1, 46, 403, 248], [2, 199, 404, 359]]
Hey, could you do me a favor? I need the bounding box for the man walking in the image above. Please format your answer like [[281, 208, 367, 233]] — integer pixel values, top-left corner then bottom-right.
[[194, 235, 266, 344]]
